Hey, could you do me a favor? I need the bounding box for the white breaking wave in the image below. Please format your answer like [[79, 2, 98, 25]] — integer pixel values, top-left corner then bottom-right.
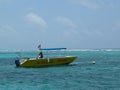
[[64, 48, 120, 52]]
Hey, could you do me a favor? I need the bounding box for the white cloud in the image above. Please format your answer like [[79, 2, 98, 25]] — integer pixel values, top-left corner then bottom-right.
[[26, 12, 47, 27], [68, 0, 115, 10], [68, 0, 99, 10], [56, 17, 78, 37], [64, 29, 78, 36], [81, 28, 103, 37], [0, 25, 15, 33], [0, 25, 19, 38], [56, 16, 77, 28], [78, 0, 99, 10]]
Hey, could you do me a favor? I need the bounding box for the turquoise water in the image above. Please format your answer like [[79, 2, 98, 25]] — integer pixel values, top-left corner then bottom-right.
[[0, 50, 120, 90]]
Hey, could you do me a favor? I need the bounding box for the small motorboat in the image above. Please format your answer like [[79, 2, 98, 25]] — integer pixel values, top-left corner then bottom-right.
[[15, 47, 77, 67], [15, 56, 77, 67]]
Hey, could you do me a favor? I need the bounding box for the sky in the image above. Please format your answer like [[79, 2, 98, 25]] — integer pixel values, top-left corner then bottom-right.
[[0, 0, 120, 51]]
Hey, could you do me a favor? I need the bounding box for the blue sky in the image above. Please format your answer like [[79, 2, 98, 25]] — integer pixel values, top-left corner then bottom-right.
[[0, 0, 120, 51]]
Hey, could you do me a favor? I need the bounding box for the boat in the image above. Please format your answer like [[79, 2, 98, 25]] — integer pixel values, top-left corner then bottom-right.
[[15, 56, 77, 67], [15, 47, 77, 67]]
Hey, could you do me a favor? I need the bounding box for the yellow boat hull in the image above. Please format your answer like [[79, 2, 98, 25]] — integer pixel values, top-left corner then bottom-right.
[[15, 56, 77, 67]]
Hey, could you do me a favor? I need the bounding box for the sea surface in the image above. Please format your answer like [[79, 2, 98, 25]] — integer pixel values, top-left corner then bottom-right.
[[0, 49, 120, 90]]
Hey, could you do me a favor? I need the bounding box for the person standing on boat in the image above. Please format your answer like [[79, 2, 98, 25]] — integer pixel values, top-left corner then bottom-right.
[[38, 44, 43, 59], [38, 51, 43, 58]]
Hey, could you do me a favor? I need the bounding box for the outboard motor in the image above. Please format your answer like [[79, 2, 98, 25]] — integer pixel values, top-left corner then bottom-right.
[[15, 60, 20, 67]]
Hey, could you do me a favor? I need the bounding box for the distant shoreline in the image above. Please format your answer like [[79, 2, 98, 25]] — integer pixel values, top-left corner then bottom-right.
[[0, 48, 120, 52]]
